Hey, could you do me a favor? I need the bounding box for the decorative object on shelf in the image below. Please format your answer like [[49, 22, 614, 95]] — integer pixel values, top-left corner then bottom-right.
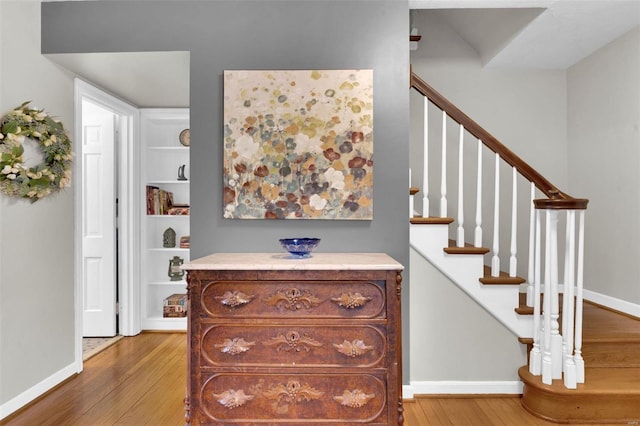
[[163, 293, 187, 317], [279, 237, 321, 258], [179, 235, 190, 248], [223, 70, 373, 220], [163, 227, 176, 248], [0, 101, 73, 201], [146, 185, 174, 215], [179, 128, 190, 147], [177, 164, 187, 181], [167, 204, 189, 215], [168, 255, 185, 281]]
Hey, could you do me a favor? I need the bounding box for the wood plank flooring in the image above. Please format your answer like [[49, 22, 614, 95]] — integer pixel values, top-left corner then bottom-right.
[[1, 332, 630, 426]]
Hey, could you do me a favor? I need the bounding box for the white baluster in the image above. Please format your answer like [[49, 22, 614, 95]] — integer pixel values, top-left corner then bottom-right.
[[549, 210, 563, 380], [542, 210, 553, 384], [457, 124, 464, 247], [409, 168, 414, 219], [575, 210, 586, 383], [529, 208, 542, 375], [491, 153, 500, 277], [563, 210, 577, 389], [474, 139, 483, 247], [526, 183, 536, 306], [440, 111, 447, 217], [509, 167, 517, 276], [422, 97, 430, 217]]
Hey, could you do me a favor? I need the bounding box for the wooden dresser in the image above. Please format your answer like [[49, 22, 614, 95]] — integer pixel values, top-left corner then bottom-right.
[[182, 252, 404, 425]]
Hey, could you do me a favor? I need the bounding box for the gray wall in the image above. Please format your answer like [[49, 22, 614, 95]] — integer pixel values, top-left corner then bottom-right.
[[41, 0, 409, 272], [1, 0, 76, 408], [40, 0, 411, 387], [568, 27, 640, 305]]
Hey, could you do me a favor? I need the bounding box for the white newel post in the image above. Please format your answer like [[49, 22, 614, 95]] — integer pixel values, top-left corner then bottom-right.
[[529, 208, 543, 375]]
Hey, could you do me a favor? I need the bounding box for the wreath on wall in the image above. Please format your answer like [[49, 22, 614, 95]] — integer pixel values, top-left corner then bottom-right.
[[0, 102, 73, 201]]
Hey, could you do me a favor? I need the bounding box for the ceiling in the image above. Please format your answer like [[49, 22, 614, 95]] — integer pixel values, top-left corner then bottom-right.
[[46, 0, 640, 107], [410, 0, 640, 69]]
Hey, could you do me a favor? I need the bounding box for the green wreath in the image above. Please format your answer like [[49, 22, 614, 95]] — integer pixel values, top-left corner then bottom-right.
[[0, 101, 73, 201]]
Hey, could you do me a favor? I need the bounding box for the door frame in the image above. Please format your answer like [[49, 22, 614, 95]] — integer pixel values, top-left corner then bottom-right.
[[73, 79, 141, 371]]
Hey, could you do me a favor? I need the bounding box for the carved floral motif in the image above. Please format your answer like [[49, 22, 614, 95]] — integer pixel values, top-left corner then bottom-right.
[[333, 389, 375, 408], [215, 337, 256, 355], [213, 389, 254, 409], [264, 331, 323, 353], [215, 290, 255, 308], [331, 292, 372, 309], [263, 380, 324, 404], [333, 339, 373, 357], [264, 288, 322, 311]]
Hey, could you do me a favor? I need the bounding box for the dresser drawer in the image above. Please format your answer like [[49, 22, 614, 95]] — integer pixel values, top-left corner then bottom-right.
[[200, 280, 385, 319], [200, 323, 386, 368], [196, 372, 387, 424]]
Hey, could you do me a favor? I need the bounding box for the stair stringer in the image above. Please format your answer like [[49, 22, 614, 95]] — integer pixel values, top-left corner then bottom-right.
[[410, 223, 533, 339]]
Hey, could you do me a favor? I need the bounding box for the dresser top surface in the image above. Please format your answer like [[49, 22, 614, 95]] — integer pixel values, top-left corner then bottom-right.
[[182, 252, 403, 271]]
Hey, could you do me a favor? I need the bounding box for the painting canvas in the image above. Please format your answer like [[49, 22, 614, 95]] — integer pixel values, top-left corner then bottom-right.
[[223, 69, 373, 219]]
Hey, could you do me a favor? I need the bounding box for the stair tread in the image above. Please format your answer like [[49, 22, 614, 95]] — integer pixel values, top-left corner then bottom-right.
[[410, 216, 454, 225], [480, 265, 526, 284], [519, 365, 640, 395]]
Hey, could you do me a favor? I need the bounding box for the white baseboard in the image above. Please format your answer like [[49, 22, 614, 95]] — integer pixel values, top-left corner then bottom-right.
[[403, 381, 524, 399], [0, 362, 77, 420], [583, 289, 640, 318]]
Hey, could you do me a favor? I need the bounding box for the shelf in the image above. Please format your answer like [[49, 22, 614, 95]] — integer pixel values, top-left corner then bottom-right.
[[148, 280, 187, 286], [142, 108, 189, 332], [147, 180, 189, 185], [148, 146, 189, 151]]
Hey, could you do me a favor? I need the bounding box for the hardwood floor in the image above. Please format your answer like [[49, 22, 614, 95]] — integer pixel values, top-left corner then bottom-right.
[[1, 332, 630, 426]]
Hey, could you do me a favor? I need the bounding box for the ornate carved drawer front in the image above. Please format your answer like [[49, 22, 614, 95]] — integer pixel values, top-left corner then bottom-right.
[[199, 372, 387, 423], [200, 324, 386, 368], [201, 280, 385, 319]]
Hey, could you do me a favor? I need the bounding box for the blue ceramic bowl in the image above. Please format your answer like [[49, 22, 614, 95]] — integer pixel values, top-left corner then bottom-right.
[[279, 238, 321, 258]]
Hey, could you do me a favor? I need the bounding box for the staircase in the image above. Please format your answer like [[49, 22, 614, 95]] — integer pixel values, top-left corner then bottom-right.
[[409, 70, 640, 423]]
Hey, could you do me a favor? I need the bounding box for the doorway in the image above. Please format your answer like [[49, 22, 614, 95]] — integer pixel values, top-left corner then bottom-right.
[[74, 79, 140, 370]]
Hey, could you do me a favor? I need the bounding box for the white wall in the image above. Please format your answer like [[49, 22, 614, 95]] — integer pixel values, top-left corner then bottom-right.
[[0, 0, 76, 416], [568, 27, 640, 305], [409, 248, 526, 386]]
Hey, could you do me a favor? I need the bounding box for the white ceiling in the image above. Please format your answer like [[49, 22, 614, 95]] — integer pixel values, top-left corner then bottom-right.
[[46, 0, 640, 107], [410, 0, 640, 69]]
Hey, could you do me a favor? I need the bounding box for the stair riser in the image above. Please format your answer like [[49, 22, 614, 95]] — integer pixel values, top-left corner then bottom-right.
[[583, 342, 640, 368], [522, 385, 640, 424]]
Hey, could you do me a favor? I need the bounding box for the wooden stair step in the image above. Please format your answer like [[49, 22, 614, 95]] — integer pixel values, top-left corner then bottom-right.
[[410, 216, 454, 225], [444, 239, 490, 255], [519, 366, 640, 423], [479, 265, 526, 285]]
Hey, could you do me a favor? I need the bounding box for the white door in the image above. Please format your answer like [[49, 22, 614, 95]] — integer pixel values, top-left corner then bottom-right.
[[81, 100, 117, 337]]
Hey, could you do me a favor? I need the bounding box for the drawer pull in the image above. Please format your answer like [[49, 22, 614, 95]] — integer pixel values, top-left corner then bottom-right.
[[264, 287, 322, 311], [333, 339, 374, 357], [263, 380, 324, 405], [215, 337, 256, 355], [215, 290, 254, 308], [264, 331, 323, 353], [333, 389, 376, 408], [331, 292, 373, 309], [213, 389, 254, 409]]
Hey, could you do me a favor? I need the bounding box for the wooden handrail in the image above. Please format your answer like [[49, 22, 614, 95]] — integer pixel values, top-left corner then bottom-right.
[[410, 71, 588, 210]]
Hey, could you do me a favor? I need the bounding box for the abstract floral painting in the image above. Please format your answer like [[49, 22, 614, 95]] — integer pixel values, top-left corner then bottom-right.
[[223, 69, 373, 220]]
